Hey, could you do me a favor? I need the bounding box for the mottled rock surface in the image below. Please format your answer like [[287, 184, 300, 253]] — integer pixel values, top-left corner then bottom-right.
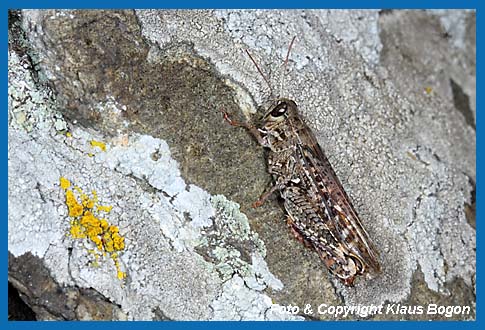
[[8, 9, 475, 320]]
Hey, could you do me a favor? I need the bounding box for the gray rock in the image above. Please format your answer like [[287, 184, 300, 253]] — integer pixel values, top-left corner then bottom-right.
[[8, 9, 475, 320]]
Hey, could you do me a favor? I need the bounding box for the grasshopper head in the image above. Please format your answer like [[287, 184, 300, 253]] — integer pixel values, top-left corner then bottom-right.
[[262, 98, 298, 125], [263, 98, 297, 122]]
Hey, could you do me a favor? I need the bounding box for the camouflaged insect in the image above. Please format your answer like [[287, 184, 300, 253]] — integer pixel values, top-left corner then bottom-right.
[[221, 39, 381, 286]]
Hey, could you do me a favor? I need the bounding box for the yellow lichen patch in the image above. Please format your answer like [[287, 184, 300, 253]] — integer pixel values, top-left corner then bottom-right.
[[425, 86, 433, 94], [66, 190, 84, 217], [66, 132, 72, 138], [70, 224, 85, 239], [60, 177, 71, 190], [97, 205, 113, 213], [59, 177, 125, 281], [113, 256, 126, 280], [90, 139, 107, 152], [100, 219, 109, 231]]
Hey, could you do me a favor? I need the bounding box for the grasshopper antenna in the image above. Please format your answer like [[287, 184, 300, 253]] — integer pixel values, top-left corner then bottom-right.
[[246, 49, 275, 99], [280, 36, 296, 98]]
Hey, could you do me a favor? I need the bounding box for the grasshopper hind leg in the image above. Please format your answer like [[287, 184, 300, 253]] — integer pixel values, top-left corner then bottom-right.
[[286, 215, 314, 249]]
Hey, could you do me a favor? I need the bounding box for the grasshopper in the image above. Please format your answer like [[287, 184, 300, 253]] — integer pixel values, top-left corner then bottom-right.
[[221, 38, 380, 286]]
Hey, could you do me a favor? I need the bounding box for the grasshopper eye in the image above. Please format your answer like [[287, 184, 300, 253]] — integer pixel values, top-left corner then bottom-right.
[[270, 102, 288, 117]]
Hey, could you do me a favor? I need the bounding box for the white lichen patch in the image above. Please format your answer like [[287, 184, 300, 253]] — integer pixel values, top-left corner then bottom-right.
[[244, 253, 284, 291], [97, 135, 186, 197], [8, 50, 61, 133], [429, 10, 471, 50], [210, 275, 302, 320], [404, 146, 476, 293], [320, 10, 383, 66], [95, 95, 127, 115], [172, 185, 214, 229], [8, 50, 66, 259], [95, 135, 210, 252]]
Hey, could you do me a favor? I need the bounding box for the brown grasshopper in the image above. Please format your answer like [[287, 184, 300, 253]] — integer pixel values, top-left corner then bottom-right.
[[221, 38, 380, 286]]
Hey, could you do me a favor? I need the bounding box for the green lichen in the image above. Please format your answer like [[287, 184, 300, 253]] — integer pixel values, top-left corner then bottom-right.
[[199, 195, 266, 281], [8, 51, 62, 134]]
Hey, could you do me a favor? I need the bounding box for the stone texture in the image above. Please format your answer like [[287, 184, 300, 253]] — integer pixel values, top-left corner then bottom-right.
[[8, 9, 475, 320]]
